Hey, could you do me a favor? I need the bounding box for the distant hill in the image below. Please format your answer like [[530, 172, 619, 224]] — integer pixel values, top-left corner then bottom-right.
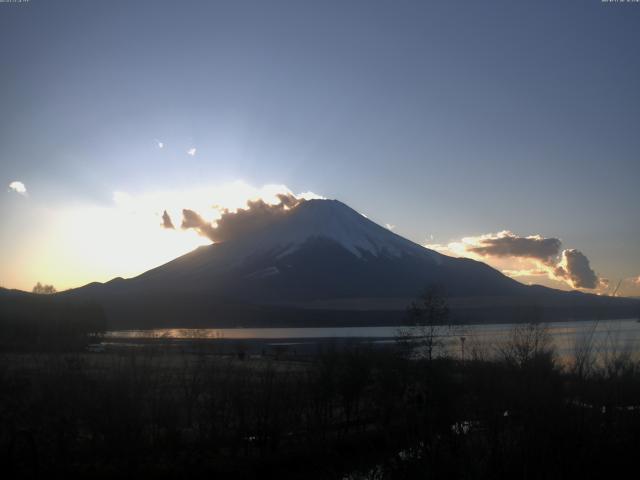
[[0, 288, 106, 350], [61, 199, 639, 329]]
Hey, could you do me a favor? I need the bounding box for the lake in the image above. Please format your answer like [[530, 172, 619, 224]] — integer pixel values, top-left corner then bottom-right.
[[106, 318, 640, 360]]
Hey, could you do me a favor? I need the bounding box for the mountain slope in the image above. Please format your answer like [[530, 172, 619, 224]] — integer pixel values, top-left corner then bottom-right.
[[64, 199, 639, 328], [84, 200, 523, 299]]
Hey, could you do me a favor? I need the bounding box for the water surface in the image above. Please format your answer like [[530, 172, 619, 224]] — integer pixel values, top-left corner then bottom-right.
[[106, 318, 640, 358]]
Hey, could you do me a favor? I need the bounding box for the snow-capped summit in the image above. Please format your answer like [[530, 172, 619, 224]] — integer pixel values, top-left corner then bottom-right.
[[230, 199, 440, 261]]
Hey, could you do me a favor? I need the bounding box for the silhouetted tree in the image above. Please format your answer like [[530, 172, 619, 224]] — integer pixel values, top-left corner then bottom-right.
[[399, 285, 450, 361], [498, 322, 554, 369], [32, 282, 56, 294]]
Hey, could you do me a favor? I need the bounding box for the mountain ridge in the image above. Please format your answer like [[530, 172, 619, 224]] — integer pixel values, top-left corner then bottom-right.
[[59, 198, 638, 328]]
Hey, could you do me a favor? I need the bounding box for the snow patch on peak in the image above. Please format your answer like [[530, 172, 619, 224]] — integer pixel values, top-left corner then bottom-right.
[[240, 199, 442, 263]]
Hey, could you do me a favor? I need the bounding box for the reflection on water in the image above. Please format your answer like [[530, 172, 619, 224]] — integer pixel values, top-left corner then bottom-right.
[[106, 319, 640, 357], [453, 319, 640, 363]]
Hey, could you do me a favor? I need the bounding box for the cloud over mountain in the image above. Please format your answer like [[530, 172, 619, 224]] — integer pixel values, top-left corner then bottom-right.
[[180, 193, 306, 243], [161, 210, 175, 229], [181, 208, 216, 239]]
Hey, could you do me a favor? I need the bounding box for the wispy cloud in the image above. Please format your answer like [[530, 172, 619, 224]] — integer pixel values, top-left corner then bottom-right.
[[8, 181, 27, 196], [501, 268, 550, 278], [296, 191, 325, 201]]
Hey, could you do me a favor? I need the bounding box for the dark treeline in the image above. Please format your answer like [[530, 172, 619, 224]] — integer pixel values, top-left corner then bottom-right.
[[1, 330, 640, 479], [71, 291, 640, 329], [0, 289, 106, 351]]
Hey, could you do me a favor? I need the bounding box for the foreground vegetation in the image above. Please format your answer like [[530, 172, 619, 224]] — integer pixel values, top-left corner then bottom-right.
[[0, 288, 106, 352], [1, 323, 639, 479]]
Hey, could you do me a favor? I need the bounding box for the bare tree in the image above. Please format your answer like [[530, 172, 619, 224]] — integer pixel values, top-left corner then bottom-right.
[[498, 322, 554, 369], [32, 282, 57, 294], [398, 285, 451, 361]]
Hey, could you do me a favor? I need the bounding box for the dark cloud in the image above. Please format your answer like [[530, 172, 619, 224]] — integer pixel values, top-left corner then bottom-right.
[[467, 231, 561, 264], [554, 249, 599, 289], [456, 230, 602, 290], [181, 208, 216, 239], [161, 210, 175, 229], [180, 193, 304, 243]]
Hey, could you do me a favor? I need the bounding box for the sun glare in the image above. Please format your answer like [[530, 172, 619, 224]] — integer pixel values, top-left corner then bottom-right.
[[27, 181, 314, 290]]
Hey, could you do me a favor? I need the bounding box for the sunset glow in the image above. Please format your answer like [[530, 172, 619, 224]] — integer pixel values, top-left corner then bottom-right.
[[3, 181, 320, 291], [2, 3, 639, 477]]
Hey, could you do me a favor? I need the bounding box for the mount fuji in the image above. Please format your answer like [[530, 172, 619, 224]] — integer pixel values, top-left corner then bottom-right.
[[65, 199, 638, 328]]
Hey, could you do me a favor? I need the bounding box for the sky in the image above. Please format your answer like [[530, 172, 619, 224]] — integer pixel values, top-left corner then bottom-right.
[[1, 0, 639, 295]]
